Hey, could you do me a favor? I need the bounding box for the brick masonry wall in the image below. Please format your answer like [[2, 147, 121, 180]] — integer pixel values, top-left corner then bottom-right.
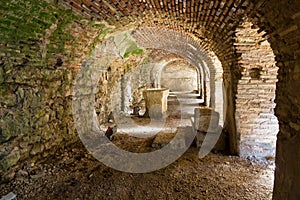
[[254, 1, 300, 199], [60, 0, 244, 154], [234, 20, 279, 158], [160, 60, 198, 92]]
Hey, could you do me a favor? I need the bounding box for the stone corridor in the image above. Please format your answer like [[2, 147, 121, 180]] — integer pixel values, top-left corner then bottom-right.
[[1, 0, 300, 199]]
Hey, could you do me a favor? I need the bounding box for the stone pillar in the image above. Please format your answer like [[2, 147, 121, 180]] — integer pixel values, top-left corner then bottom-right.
[[143, 88, 169, 118]]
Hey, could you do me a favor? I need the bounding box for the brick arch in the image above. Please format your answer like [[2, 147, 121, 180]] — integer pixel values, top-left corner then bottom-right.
[[150, 57, 204, 95], [244, 1, 300, 199], [159, 59, 201, 92], [60, 0, 247, 71], [58, 0, 254, 154], [131, 27, 217, 106]]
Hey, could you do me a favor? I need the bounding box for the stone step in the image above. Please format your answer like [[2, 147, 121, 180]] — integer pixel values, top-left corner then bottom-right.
[[168, 98, 204, 105], [168, 91, 201, 98], [167, 91, 205, 117]]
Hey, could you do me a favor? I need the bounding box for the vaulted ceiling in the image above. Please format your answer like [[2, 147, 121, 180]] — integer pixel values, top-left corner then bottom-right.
[[57, 0, 300, 92], [59, 0, 264, 73]]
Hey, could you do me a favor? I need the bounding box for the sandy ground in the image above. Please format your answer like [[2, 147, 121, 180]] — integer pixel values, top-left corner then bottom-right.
[[0, 135, 274, 200]]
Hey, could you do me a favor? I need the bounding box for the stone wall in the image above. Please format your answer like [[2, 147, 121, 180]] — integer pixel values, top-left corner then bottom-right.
[[209, 51, 224, 125], [0, 1, 112, 181], [96, 51, 149, 120], [234, 21, 279, 158], [160, 60, 198, 92]]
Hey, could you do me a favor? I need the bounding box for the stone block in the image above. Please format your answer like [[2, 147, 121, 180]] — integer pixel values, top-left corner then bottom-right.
[[194, 107, 220, 132], [195, 131, 206, 147], [0, 192, 17, 200], [0, 89, 17, 107], [30, 143, 44, 156], [194, 126, 226, 151], [169, 127, 193, 149], [143, 88, 169, 119], [0, 148, 20, 171]]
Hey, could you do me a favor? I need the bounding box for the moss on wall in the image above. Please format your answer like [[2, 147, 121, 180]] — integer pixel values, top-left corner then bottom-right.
[[0, 0, 116, 180], [0, 1, 79, 65]]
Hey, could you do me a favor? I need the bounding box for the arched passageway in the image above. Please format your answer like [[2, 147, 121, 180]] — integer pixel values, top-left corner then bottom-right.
[[160, 60, 199, 93], [0, 0, 300, 199]]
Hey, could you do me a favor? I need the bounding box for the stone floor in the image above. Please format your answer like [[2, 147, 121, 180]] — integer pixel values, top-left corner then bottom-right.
[[115, 115, 192, 138], [0, 137, 274, 200], [1, 105, 275, 200]]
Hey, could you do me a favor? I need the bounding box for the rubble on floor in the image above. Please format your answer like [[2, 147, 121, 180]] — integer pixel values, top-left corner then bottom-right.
[[0, 139, 274, 200]]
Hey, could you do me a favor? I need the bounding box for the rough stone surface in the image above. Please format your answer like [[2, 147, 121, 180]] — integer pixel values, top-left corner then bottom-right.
[[0, 0, 115, 180], [0, 140, 275, 200]]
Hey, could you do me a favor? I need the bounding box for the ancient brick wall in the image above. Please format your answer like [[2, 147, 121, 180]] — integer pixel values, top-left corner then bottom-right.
[[254, 1, 300, 199], [234, 21, 279, 158], [132, 27, 216, 106]]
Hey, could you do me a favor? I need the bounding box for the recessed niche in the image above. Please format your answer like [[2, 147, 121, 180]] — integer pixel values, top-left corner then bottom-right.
[[249, 67, 261, 79]]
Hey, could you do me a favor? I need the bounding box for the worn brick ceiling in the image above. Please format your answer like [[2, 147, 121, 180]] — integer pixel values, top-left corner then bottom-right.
[[59, 0, 271, 73], [60, 0, 251, 41]]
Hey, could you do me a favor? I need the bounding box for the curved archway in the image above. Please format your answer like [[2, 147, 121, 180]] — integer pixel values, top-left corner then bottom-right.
[[160, 60, 199, 92], [132, 27, 217, 107]]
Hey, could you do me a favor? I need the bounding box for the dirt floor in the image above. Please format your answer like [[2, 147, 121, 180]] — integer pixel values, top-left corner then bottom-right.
[[0, 135, 275, 200]]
